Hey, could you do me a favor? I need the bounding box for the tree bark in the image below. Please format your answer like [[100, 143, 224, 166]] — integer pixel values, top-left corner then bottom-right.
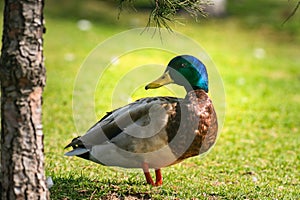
[[0, 0, 49, 199]]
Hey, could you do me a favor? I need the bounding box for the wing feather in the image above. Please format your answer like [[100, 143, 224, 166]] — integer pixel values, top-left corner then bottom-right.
[[79, 97, 179, 149]]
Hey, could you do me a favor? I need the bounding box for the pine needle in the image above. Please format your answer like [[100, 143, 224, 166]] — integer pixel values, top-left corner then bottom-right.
[[117, 0, 210, 30], [282, 1, 300, 25]]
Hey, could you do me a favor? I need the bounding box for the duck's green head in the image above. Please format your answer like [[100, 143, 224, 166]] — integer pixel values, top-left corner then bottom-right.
[[145, 55, 209, 92]]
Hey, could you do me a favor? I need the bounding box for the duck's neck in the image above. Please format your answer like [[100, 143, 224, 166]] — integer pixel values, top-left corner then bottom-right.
[[185, 88, 208, 99], [184, 85, 208, 93]]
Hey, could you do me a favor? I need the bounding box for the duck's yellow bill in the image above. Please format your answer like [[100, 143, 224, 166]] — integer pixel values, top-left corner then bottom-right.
[[145, 71, 174, 90]]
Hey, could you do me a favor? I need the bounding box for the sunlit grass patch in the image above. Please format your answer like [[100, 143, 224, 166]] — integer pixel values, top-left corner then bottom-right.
[[1, 0, 299, 199]]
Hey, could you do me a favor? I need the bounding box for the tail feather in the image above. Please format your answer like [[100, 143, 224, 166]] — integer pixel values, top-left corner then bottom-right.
[[65, 148, 89, 156], [64, 136, 82, 149], [65, 136, 90, 160]]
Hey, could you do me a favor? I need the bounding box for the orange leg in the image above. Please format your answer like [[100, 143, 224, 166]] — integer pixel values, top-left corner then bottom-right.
[[155, 169, 163, 186], [142, 162, 163, 186], [142, 162, 155, 186]]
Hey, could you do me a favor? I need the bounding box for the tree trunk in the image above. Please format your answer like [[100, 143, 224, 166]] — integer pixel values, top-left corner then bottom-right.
[[0, 0, 49, 199]]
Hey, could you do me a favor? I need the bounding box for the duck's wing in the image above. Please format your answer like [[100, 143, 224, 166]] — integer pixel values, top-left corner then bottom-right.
[[82, 97, 178, 144], [66, 97, 179, 159]]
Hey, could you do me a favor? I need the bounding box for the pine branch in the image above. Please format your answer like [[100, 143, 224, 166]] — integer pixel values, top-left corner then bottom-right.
[[117, 0, 210, 29], [282, 1, 300, 25]]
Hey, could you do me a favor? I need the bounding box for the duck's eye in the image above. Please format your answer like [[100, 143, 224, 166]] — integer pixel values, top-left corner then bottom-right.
[[181, 63, 187, 68]]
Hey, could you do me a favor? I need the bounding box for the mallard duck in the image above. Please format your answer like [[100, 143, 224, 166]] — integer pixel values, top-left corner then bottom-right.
[[65, 55, 218, 186]]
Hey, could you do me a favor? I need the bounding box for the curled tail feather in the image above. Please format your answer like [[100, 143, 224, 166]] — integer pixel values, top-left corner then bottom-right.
[[64, 136, 89, 159]]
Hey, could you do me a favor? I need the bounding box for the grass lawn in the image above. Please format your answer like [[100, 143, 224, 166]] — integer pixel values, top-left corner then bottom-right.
[[1, 0, 300, 199]]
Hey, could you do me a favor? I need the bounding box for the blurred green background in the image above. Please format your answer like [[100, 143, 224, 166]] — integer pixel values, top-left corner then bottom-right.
[[0, 0, 299, 199]]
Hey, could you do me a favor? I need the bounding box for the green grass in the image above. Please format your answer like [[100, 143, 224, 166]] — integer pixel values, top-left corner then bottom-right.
[[1, 0, 300, 199]]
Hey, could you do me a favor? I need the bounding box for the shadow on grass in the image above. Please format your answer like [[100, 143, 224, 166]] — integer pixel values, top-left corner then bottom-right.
[[49, 175, 227, 199], [44, 0, 142, 27], [226, 0, 300, 36], [50, 176, 153, 200]]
